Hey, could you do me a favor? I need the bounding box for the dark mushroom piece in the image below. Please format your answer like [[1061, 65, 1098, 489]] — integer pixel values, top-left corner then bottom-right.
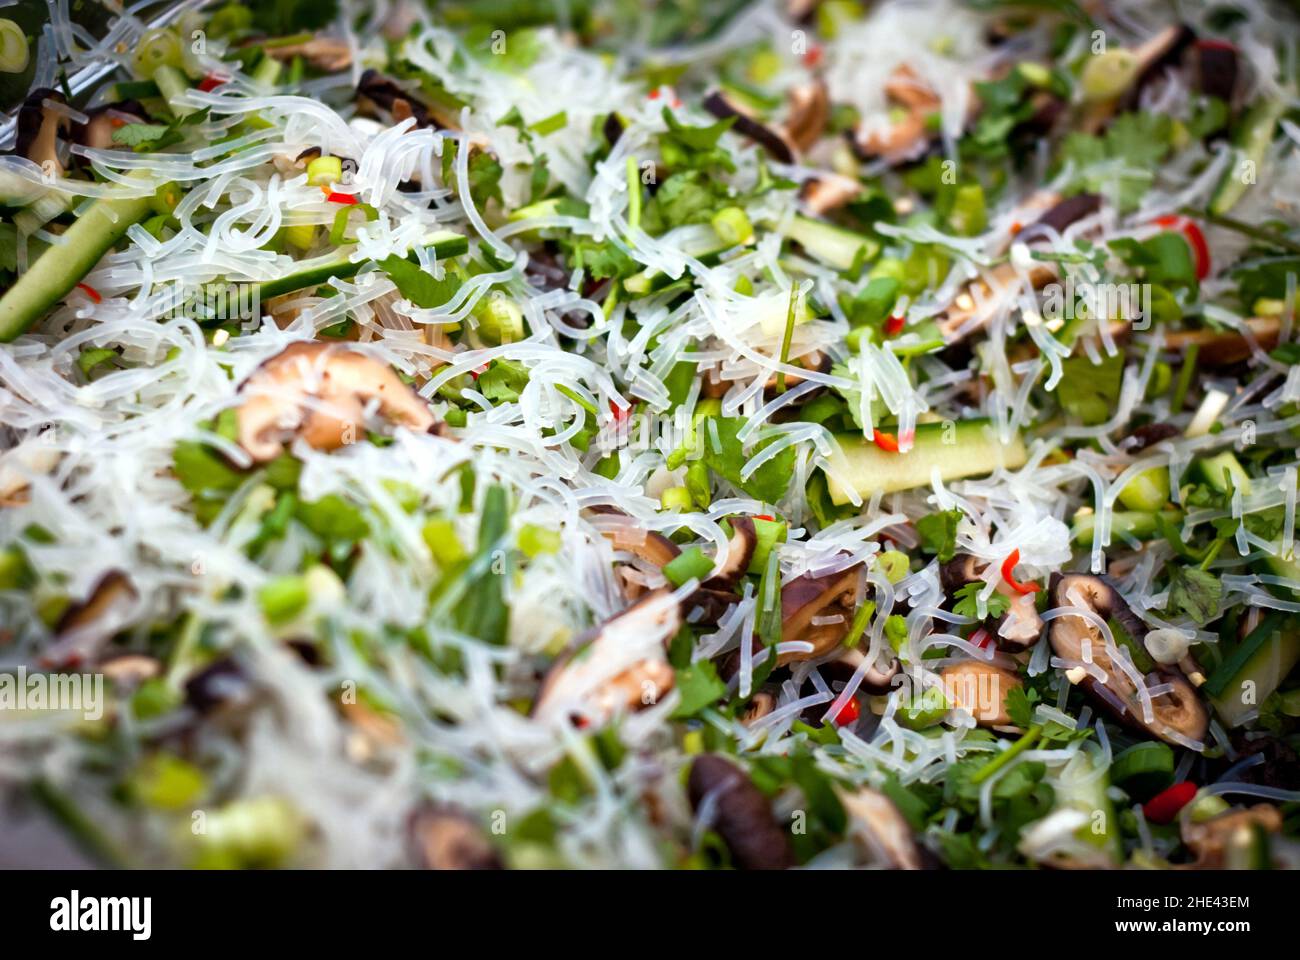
[[821, 646, 901, 696], [184, 657, 258, 715], [800, 173, 863, 216], [781, 80, 830, 154], [42, 571, 138, 669], [850, 66, 950, 162], [265, 36, 353, 73], [16, 88, 71, 177], [356, 69, 456, 130], [410, 806, 503, 870], [1194, 40, 1239, 106], [702, 90, 795, 164], [1048, 573, 1209, 746], [940, 553, 1043, 651], [236, 342, 437, 463], [1160, 316, 1281, 366], [741, 691, 777, 725], [687, 754, 794, 870], [1016, 192, 1102, 245], [534, 588, 680, 725], [840, 787, 922, 868], [1180, 804, 1281, 869], [703, 517, 756, 590], [940, 659, 1023, 727]]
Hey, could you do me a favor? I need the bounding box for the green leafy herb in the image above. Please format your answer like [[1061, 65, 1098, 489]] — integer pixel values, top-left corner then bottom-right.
[[916, 508, 963, 562], [1055, 352, 1124, 425], [1166, 565, 1222, 625], [698, 416, 796, 504], [953, 582, 1011, 620]]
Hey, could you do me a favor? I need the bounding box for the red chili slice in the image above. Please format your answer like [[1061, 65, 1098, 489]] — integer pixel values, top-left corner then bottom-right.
[[831, 696, 860, 726], [197, 74, 229, 93], [1144, 781, 1198, 825], [754, 514, 775, 522], [1000, 548, 1040, 595], [610, 399, 631, 421], [1153, 215, 1211, 280], [884, 313, 906, 336], [872, 429, 899, 453], [970, 628, 993, 650], [325, 192, 358, 205], [75, 282, 102, 303], [803, 44, 824, 68]]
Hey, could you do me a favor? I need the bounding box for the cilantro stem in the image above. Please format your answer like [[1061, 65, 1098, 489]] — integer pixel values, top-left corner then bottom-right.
[[776, 285, 798, 394], [1170, 342, 1198, 412], [625, 156, 642, 234], [1184, 208, 1300, 256], [970, 724, 1042, 785], [1199, 536, 1226, 571], [843, 599, 877, 649]]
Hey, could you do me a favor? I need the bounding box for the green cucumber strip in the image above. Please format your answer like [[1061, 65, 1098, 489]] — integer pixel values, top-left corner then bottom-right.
[[1203, 611, 1288, 698], [0, 181, 161, 342], [824, 419, 1027, 503]]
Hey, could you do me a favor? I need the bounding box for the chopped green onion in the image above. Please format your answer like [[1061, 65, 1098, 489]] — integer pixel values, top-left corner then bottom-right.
[[518, 523, 561, 557], [529, 111, 568, 136], [776, 286, 798, 393], [625, 156, 642, 234], [257, 575, 309, 625], [422, 518, 466, 567], [329, 202, 378, 246], [664, 546, 713, 586], [842, 599, 876, 649], [660, 486, 693, 511], [970, 725, 1042, 785], [710, 206, 754, 247], [0, 18, 30, 74], [1170, 342, 1199, 412], [307, 155, 343, 186], [876, 549, 910, 584]]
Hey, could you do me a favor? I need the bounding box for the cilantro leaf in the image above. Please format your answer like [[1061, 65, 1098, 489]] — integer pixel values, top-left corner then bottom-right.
[[916, 508, 963, 562], [953, 582, 1011, 620], [1166, 565, 1222, 625], [659, 107, 736, 172], [379, 255, 461, 308], [641, 171, 732, 235], [1003, 685, 1040, 729], [698, 416, 795, 504], [476, 358, 530, 404], [1055, 352, 1124, 425], [110, 123, 170, 148], [669, 659, 726, 718]]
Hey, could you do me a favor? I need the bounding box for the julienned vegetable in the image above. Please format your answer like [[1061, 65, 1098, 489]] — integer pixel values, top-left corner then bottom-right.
[[823, 419, 1027, 503], [0, 176, 177, 342]]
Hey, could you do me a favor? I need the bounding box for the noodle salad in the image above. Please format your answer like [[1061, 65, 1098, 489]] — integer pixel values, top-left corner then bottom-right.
[[0, 0, 1298, 870]]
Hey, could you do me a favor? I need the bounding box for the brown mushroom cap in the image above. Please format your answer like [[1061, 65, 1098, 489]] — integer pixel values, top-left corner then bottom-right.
[[688, 754, 794, 870], [73, 101, 148, 152], [534, 588, 681, 724], [42, 571, 139, 669], [840, 787, 922, 869], [356, 69, 454, 129], [410, 806, 503, 870], [782, 567, 859, 641], [781, 80, 830, 154], [939, 659, 1022, 727], [235, 342, 437, 463], [1181, 803, 1281, 869], [17, 88, 71, 176], [1048, 573, 1209, 745], [704, 517, 756, 589], [851, 66, 946, 161]]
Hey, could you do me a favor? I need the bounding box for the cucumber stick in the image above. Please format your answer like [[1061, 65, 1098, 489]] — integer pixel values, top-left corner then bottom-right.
[[0, 184, 160, 342], [1206, 612, 1300, 727], [1210, 97, 1286, 216], [824, 419, 1027, 503]]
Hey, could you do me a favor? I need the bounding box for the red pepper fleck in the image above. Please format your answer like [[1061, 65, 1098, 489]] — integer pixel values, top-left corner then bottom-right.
[[1000, 548, 1040, 595], [1144, 781, 1198, 825], [831, 696, 861, 726], [754, 514, 775, 522], [970, 628, 993, 650], [884, 313, 906, 336], [803, 44, 823, 68], [1009, 221, 1023, 235], [872, 429, 899, 453], [75, 282, 102, 303], [671, 98, 682, 109], [197, 73, 229, 93], [610, 399, 631, 421], [647, 89, 661, 100], [1153, 215, 1211, 280], [468, 364, 487, 381], [325, 191, 358, 205]]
